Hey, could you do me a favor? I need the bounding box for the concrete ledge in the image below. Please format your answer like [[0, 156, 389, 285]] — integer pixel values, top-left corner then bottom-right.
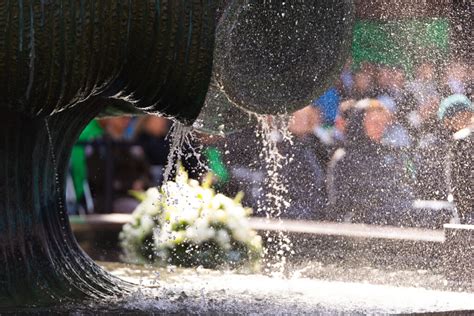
[[70, 214, 445, 243], [444, 223, 474, 233], [70, 214, 447, 268], [249, 218, 445, 243], [70, 214, 474, 290], [70, 213, 131, 233]]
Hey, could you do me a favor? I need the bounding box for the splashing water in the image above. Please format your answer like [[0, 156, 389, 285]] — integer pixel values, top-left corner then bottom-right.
[[254, 114, 295, 275], [162, 121, 207, 183], [159, 114, 296, 275], [162, 122, 192, 183]]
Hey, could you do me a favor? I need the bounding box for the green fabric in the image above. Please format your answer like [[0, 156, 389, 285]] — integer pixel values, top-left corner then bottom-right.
[[204, 147, 229, 184], [352, 19, 450, 72], [70, 120, 104, 199]]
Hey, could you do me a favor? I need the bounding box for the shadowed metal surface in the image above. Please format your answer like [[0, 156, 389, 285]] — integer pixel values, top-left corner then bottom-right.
[[214, 0, 354, 115], [0, 1, 216, 122], [0, 1, 216, 307], [0, 0, 356, 309], [193, 0, 354, 135]]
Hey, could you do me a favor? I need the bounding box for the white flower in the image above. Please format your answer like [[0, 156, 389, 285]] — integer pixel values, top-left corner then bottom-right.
[[232, 225, 250, 243], [216, 229, 231, 249], [120, 168, 263, 268], [211, 193, 234, 211], [140, 215, 156, 234], [208, 209, 227, 224], [186, 218, 215, 244]]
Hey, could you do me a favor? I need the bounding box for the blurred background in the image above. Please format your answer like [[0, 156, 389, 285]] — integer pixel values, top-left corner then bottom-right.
[[67, 0, 472, 229]]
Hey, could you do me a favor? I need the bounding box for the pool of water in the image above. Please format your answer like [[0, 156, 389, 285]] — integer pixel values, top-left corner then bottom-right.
[[13, 262, 472, 315]]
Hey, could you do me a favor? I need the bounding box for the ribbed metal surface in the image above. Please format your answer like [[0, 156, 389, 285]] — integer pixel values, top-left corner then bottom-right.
[[0, 0, 216, 122], [0, 0, 355, 308], [0, 104, 128, 307], [0, 1, 217, 308]]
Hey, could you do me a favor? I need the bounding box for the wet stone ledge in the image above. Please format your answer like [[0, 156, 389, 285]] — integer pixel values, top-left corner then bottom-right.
[[70, 214, 473, 290]]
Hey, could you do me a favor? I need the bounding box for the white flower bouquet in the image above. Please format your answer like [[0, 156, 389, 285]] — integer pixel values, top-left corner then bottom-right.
[[119, 169, 263, 270]]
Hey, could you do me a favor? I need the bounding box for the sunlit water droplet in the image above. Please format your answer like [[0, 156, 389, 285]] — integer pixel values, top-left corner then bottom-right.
[[162, 121, 208, 183], [254, 113, 294, 276]]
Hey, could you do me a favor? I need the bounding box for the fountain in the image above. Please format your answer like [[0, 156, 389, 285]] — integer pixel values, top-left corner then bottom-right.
[[0, 0, 354, 309], [0, 1, 217, 307], [3, 1, 472, 314]]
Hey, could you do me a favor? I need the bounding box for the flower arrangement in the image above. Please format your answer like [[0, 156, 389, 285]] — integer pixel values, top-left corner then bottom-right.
[[119, 169, 263, 270]]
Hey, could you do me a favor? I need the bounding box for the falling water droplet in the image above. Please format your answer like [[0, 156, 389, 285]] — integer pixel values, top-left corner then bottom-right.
[[254, 113, 294, 275]]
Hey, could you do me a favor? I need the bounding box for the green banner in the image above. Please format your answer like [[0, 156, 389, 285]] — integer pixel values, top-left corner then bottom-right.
[[352, 19, 450, 72]]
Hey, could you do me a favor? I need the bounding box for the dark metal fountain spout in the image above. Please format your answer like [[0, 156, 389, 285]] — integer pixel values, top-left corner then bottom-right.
[[0, 0, 354, 308], [0, 1, 216, 307]]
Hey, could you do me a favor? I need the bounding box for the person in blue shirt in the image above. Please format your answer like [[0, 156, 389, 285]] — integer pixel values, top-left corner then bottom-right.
[[313, 87, 341, 127]]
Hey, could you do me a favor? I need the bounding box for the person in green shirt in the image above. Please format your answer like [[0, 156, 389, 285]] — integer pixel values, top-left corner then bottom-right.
[[204, 146, 230, 186], [70, 120, 104, 204]]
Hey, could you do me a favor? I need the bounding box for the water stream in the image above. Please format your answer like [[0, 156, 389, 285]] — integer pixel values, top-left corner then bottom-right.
[[154, 112, 298, 276], [254, 114, 295, 275], [162, 122, 207, 183]]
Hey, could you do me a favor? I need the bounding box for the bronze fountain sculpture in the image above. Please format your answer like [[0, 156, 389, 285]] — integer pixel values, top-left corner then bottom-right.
[[0, 1, 353, 308]]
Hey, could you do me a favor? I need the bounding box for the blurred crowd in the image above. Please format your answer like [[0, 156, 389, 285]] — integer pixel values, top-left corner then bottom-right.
[[322, 59, 472, 225], [67, 58, 473, 227]]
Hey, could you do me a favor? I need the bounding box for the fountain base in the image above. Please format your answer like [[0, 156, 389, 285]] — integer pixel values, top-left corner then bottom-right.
[[0, 103, 130, 307], [5, 262, 474, 314]]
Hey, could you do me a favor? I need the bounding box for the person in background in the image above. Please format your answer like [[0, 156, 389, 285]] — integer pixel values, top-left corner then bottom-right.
[[406, 62, 441, 132], [350, 62, 377, 100], [289, 106, 331, 169], [328, 99, 414, 225], [334, 62, 377, 145], [69, 119, 105, 214], [440, 61, 471, 98], [405, 62, 449, 201], [438, 94, 473, 224], [339, 58, 354, 99], [223, 126, 265, 210], [375, 64, 415, 130], [135, 116, 171, 186], [312, 86, 344, 146], [313, 87, 341, 127], [411, 108, 450, 201], [282, 106, 329, 220], [223, 107, 329, 220], [86, 117, 151, 213], [333, 99, 356, 144]]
